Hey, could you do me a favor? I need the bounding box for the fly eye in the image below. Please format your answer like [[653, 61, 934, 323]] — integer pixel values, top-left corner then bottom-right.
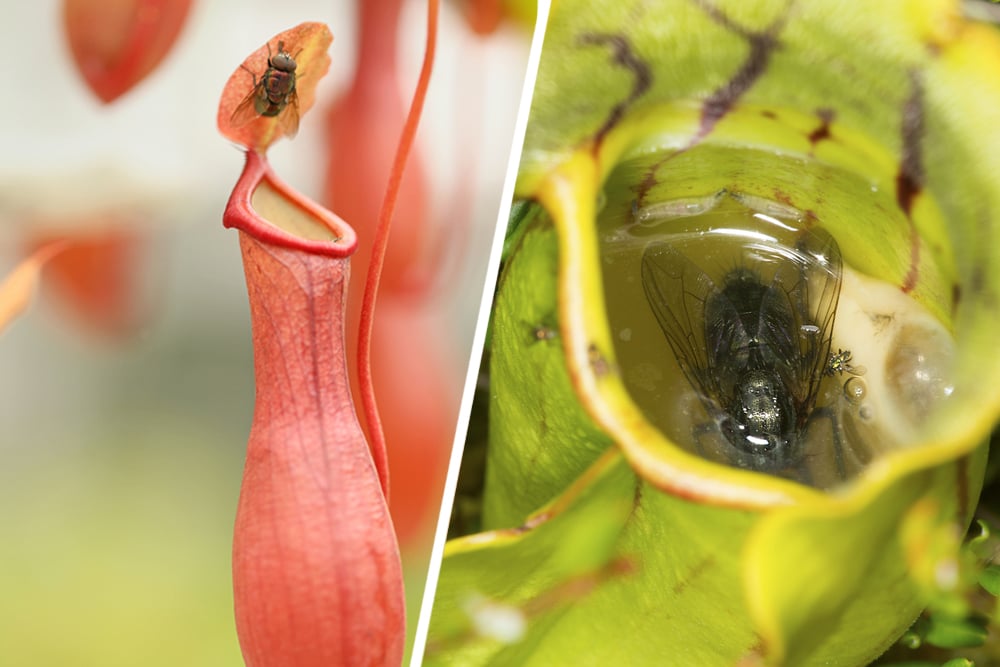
[[272, 54, 297, 71]]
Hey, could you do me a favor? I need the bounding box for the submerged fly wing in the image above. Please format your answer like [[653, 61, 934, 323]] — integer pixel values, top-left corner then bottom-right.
[[757, 255, 805, 387], [791, 227, 843, 411], [704, 270, 754, 379], [641, 241, 723, 401]]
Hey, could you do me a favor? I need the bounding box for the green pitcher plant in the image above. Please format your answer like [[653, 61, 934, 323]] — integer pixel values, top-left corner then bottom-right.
[[425, 1, 1000, 665]]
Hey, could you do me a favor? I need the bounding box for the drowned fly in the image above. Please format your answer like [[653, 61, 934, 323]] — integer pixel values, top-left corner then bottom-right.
[[640, 227, 848, 479], [230, 40, 301, 138]]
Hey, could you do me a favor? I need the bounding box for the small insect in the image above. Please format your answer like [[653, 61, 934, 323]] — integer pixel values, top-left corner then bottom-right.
[[531, 325, 558, 343], [230, 40, 301, 137], [588, 343, 614, 378], [826, 348, 863, 377], [640, 227, 845, 478]]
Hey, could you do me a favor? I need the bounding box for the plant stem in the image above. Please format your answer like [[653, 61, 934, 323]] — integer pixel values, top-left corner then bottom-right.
[[357, 0, 439, 502]]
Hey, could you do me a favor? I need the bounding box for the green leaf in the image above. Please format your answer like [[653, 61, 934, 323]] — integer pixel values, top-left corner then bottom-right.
[[501, 200, 541, 265], [426, 452, 637, 665], [977, 564, 1000, 596], [923, 613, 988, 649], [483, 219, 614, 528], [429, 450, 776, 665], [941, 659, 975, 667]]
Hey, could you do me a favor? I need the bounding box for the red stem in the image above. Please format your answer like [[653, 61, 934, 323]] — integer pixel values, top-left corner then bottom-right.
[[357, 0, 439, 503]]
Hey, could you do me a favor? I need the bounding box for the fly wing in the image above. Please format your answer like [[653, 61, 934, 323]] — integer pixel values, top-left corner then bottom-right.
[[230, 83, 264, 128], [274, 88, 300, 139], [789, 227, 842, 412], [641, 241, 724, 402]]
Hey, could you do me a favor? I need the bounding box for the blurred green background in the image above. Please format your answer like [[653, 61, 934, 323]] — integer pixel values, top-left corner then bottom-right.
[[0, 225, 253, 665]]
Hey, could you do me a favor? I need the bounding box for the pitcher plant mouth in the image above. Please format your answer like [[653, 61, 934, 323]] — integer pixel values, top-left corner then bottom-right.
[[532, 114, 988, 509], [223, 150, 357, 258], [525, 75, 994, 511], [534, 148, 819, 510]]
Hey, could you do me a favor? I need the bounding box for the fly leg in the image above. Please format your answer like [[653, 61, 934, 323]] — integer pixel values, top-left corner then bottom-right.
[[690, 420, 715, 459], [690, 406, 736, 463], [690, 411, 751, 469], [240, 64, 259, 87], [807, 405, 848, 481], [797, 462, 815, 487], [239, 41, 274, 86]]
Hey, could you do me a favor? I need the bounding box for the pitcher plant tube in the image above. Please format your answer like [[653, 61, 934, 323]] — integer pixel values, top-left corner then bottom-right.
[[322, 0, 461, 554], [426, 1, 1000, 666], [216, 8, 438, 666]]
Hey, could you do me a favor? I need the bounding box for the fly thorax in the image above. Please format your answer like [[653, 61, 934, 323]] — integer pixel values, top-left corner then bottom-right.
[[730, 368, 793, 451]]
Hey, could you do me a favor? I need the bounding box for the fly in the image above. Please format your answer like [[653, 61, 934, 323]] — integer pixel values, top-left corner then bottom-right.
[[640, 227, 846, 478], [230, 40, 301, 137]]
